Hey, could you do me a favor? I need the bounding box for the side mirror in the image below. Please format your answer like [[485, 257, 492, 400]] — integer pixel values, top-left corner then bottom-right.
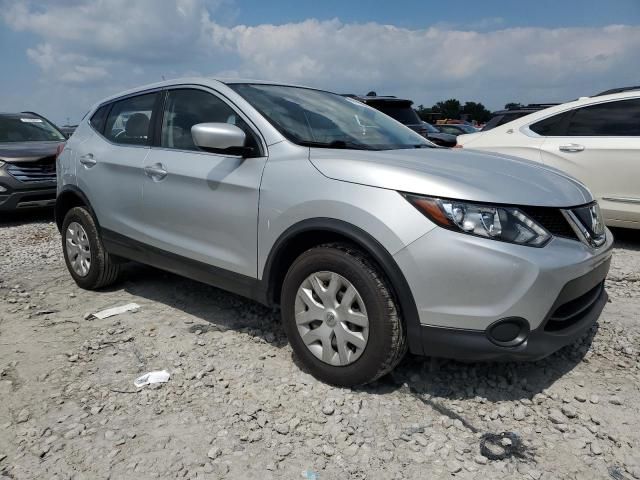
[[191, 123, 247, 155]]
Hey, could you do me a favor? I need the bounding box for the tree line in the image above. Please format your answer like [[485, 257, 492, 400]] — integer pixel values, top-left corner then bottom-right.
[[416, 99, 518, 123]]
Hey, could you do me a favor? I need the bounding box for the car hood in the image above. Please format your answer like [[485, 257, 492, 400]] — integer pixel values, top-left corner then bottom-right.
[[0, 141, 63, 163], [309, 147, 593, 207]]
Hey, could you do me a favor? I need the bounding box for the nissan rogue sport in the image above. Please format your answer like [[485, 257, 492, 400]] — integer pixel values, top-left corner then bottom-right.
[[56, 78, 613, 387]]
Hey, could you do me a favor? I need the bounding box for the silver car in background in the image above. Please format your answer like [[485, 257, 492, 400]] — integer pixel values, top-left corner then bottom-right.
[[56, 78, 613, 386]]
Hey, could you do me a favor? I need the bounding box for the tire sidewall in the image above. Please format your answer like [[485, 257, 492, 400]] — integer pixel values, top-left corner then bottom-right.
[[61, 207, 106, 289], [281, 247, 396, 386]]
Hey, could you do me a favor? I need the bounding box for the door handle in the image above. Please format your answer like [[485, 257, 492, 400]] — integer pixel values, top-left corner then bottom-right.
[[559, 144, 585, 153], [79, 153, 97, 167], [144, 163, 168, 180]]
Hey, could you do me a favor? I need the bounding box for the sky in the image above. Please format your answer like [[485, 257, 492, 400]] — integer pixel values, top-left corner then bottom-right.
[[1, 0, 639, 125]]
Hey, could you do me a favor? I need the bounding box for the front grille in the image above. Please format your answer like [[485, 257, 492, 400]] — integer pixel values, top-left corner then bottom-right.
[[544, 281, 604, 332], [566, 203, 606, 248], [520, 206, 578, 240], [6, 157, 57, 182]]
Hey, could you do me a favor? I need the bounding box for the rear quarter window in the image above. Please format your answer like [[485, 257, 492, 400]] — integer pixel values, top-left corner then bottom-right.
[[90, 105, 110, 133], [529, 111, 571, 136], [104, 93, 158, 145]]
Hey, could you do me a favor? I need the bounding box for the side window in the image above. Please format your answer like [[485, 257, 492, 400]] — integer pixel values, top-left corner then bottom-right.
[[566, 99, 640, 136], [104, 93, 158, 145], [90, 104, 110, 133], [160, 89, 260, 154], [529, 111, 570, 136]]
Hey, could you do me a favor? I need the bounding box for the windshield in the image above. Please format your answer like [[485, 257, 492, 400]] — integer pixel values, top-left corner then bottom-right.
[[229, 84, 431, 150], [0, 115, 65, 143]]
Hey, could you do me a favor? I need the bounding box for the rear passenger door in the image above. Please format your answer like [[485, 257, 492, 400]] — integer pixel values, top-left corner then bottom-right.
[[77, 92, 160, 240], [538, 98, 640, 224], [141, 87, 267, 277]]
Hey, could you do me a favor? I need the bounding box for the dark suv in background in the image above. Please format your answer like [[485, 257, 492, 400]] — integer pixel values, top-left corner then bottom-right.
[[481, 103, 559, 131], [345, 93, 456, 147], [0, 112, 65, 211]]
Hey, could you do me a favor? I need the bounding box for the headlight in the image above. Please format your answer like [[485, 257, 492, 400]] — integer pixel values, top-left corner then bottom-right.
[[403, 193, 551, 247], [0, 160, 5, 167]]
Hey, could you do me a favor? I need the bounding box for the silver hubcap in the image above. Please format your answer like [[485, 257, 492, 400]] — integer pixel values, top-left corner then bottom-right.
[[65, 222, 91, 277], [295, 271, 369, 366]]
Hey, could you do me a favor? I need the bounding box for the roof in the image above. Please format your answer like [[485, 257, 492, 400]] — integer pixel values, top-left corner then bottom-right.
[[88, 76, 327, 113], [217, 77, 309, 87], [103, 77, 314, 100]]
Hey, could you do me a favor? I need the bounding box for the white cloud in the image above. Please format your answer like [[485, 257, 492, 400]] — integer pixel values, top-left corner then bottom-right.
[[2, 0, 640, 122], [3, 0, 212, 63], [26, 43, 111, 84], [197, 20, 640, 113]]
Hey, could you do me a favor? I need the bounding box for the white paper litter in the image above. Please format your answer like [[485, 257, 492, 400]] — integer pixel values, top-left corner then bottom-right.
[[134, 370, 170, 388], [86, 303, 140, 320]]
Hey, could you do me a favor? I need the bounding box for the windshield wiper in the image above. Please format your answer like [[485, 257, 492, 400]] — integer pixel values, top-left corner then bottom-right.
[[298, 140, 376, 150]]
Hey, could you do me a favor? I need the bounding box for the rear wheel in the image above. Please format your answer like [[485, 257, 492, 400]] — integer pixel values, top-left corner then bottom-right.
[[62, 206, 120, 289], [281, 243, 406, 387]]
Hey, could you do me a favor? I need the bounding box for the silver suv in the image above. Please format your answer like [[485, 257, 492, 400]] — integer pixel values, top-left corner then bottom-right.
[[57, 79, 613, 386]]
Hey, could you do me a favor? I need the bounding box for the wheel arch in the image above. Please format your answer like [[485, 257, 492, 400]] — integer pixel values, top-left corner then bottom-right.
[[262, 218, 423, 354], [55, 186, 98, 232]]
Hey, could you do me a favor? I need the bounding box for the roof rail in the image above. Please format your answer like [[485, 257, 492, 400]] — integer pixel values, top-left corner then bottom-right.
[[593, 86, 640, 97]]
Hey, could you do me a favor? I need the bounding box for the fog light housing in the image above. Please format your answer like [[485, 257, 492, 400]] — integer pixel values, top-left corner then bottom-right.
[[0, 185, 7, 193], [487, 317, 529, 347]]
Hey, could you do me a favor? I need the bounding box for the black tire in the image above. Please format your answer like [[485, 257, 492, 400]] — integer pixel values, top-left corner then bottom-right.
[[281, 243, 407, 387], [61, 206, 120, 290]]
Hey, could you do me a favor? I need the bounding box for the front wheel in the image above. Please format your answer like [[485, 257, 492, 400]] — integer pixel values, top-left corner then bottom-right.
[[281, 243, 407, 387]]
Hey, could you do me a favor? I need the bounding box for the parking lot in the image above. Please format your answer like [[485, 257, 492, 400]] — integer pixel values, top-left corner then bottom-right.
[[0, 210, 637, 479]]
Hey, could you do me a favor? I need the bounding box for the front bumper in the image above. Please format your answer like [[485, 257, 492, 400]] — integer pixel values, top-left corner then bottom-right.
[[394, 226, 613, 361], [418, 258, 609, 361], [0, 168, 56, 211]]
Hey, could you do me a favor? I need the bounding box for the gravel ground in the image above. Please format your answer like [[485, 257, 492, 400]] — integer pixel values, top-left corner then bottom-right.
[[0, 210, 638, 480]]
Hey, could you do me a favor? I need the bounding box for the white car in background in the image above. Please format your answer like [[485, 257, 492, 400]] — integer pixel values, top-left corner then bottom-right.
[[456, 87, 640, 229]]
